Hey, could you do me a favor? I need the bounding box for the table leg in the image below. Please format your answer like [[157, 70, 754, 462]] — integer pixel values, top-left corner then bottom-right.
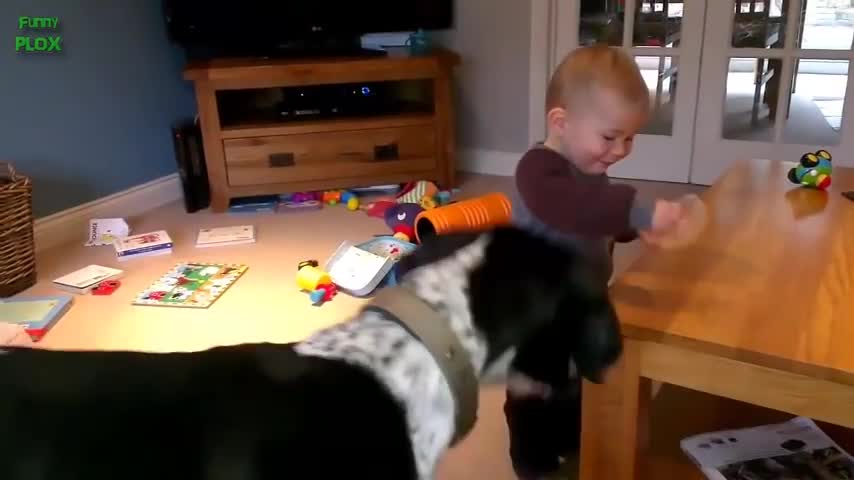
[[579, 338, 651, 480]]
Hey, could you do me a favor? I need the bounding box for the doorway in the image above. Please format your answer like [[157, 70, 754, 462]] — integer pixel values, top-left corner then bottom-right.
[[691, 0, 854, 184], [540, 0, 854, 185]]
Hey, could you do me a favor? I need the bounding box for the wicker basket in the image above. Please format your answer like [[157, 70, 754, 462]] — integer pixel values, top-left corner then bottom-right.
[[0, 162, 36, 297]]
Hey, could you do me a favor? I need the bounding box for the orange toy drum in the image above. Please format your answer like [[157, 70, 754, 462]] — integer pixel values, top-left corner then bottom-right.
[[414, 192, 513, 244]]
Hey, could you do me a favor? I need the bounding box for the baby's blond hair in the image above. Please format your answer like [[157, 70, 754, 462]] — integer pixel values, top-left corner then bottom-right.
[[546, 44, 649, 112]]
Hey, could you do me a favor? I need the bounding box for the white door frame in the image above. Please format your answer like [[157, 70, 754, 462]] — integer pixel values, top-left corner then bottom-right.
[[690, 0, 854, 185], [529, 0, 560, 146], [528, 0, 708, 184]]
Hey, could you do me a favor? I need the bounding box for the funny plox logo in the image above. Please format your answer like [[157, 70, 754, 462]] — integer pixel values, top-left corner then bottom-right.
[[16, 16, 62, 53]]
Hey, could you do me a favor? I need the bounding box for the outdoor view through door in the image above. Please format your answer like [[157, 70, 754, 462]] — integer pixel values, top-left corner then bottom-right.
[[691, 0, 854, 184], [558, 0, 854, 185]]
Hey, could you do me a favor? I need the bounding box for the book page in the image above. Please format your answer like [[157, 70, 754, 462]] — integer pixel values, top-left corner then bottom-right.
[[681, 417, 854, 479], [328, 246, 388, 291], [0, 300, 59, 324]]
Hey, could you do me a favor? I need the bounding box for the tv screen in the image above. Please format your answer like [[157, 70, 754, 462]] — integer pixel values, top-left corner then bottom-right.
[[164, 1, 454, 55]]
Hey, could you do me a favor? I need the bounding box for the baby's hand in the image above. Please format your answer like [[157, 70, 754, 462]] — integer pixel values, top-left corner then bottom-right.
[[641, 195, 707, 249], [650, 199, 685, 234]]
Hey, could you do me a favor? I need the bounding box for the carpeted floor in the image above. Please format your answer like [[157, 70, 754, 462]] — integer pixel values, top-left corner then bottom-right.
[[27, 172, 711, 479]]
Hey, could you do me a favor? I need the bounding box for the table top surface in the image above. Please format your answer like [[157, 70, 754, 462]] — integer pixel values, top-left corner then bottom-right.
[[611, 158, 854, 384]]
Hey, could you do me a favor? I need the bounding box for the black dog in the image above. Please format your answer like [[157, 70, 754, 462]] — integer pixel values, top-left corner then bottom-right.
[[0, 227, 622, 480]]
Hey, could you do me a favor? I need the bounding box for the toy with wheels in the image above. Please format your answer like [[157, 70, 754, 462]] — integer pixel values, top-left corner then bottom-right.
[[296, 260, 337, 306], [788, 150, 832, 190], [413, 192, 513, 244]]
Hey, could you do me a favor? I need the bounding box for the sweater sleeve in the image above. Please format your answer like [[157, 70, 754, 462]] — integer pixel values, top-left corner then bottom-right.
[[515, 149, 653, 237]]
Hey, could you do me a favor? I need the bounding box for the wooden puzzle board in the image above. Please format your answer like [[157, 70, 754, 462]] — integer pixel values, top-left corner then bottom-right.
[[133, 262, 248, 308]]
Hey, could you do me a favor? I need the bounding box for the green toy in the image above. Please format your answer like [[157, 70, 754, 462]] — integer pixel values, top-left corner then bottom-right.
[[788, 150, 832, 190]]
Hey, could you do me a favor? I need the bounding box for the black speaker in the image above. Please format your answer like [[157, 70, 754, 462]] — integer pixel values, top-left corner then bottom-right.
[[171, 118, 210, 213]]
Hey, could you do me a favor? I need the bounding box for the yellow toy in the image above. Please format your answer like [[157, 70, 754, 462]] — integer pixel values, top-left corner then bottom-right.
[[346, 196, 360, 211], [419, 195, 437, 210]]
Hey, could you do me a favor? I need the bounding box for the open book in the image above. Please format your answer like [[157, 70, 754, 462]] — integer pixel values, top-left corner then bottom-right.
[[681, 416, 854, 479]]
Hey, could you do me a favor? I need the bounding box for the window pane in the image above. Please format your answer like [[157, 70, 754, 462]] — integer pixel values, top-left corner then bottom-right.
[[722, 57, 779, 141], [797, 0, 854, 50], [634, 0, 684, 47], [635, 55, 677, 135], [732, 0, 787, 48], [783, 59, 848, 145], [580, 0, 626, 46]]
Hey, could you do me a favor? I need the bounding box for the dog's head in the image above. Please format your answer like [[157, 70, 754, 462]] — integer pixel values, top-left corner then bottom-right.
[[395, 227, 622, 385]]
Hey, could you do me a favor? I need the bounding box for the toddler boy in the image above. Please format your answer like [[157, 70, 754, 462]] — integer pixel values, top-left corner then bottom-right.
[[505, 44, 686, 479]]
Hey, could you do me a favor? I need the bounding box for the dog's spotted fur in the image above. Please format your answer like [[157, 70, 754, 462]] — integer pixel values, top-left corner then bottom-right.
[[0, 227, 623, 480], [295, 235, 490, 478]]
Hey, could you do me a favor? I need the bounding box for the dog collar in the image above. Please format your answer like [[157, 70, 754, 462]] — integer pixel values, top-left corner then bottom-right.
[[363, 286, 479, 446]]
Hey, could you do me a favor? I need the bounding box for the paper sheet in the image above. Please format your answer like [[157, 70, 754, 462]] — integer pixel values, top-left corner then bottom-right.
[[681, 416, 854, 479]]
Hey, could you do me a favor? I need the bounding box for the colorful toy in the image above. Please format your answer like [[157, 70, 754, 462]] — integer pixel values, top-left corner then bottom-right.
[[363, 199, 397, 218], [322, 190, 343, 205], [297, 260, 337, 305], [396, 180, 439, 204], [296, 260, 331, 291], [346, 196, 360, 211], [413, 192, 513, 244], [384, 203, 424, 243], [419, 195, 437, 210], [133, 262, 248, 308], [435, 190, 452, 205], [308, 283, 338, 305], [341, 191, 357, 203], [287, 192, 320, 203], [92, 280, 121, 296], [788, 150, 832, 190]]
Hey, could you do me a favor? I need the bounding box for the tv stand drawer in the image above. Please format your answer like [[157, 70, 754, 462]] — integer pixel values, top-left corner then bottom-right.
[[223, 125, 437, 187]]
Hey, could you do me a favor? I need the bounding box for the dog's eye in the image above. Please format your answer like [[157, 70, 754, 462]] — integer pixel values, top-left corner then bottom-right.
[[397, 212, 407, 221]]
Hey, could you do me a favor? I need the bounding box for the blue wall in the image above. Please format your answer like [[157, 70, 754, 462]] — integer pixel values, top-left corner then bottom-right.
[[1, 0, 196, 218]]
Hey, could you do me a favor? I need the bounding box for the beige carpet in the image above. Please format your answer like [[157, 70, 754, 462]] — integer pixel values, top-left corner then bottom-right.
[[26, 172, 705, 479]]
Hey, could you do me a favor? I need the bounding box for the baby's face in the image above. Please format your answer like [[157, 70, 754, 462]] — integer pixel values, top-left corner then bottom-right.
[[554, 88, 649, 175]]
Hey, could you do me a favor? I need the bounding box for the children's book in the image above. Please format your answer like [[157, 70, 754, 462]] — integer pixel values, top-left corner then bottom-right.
[[113, 230, 173, 259], [53, 264, 124, 294], [325, 237, 417, 297], [228, 195, 278, 213], [0, 295, 73, 341], [84, 218, 130, 247], [133, 262, 248, 308], [195, 225, 255, 248]]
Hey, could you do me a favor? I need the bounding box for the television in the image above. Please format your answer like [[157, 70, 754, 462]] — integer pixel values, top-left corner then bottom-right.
[[163, 1, 455, 59]]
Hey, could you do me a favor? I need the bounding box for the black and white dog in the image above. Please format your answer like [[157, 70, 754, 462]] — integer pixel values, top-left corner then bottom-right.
[[0, 227, 622, 480]]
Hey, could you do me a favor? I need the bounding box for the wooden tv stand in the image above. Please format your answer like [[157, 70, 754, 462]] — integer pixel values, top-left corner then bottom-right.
[[183, 48, 461, 212]]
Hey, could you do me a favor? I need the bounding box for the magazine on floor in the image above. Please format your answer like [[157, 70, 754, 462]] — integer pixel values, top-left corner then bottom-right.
[[681, 416, 854, 479]]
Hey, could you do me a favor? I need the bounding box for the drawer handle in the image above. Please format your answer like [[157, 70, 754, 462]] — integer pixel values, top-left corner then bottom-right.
[[269, 153, 295, 167], [374, 143, 399, 161]]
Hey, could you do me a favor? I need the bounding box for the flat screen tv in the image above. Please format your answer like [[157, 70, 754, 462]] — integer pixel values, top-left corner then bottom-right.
[[163, 0, 455, 59]]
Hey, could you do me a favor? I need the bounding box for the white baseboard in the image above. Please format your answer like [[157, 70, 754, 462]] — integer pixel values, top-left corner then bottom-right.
[[458, 149, 522, 177], [34, 173, 182, 253]]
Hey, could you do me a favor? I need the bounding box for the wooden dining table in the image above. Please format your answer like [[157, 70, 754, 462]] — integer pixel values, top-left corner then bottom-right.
[[579, 158, 854, 479]]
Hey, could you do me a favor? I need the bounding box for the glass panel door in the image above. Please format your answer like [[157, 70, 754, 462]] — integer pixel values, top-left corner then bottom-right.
[[690, 0, 854, 185]]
